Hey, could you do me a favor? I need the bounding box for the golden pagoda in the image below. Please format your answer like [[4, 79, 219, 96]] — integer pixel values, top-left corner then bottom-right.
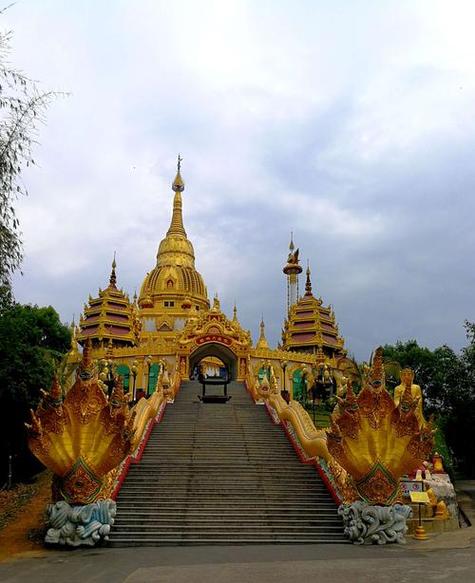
[[78, 257, 140, 349], [138, 155, 209, 338], [282, 262, 346, 361]]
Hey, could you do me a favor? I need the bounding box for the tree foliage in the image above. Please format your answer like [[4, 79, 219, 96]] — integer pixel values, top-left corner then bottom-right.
[[0, 303, 70, 484], [0, 15, 55, 293]]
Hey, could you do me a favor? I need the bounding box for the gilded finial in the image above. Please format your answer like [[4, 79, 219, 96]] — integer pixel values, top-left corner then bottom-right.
[[212, 293, 221, 311], [109, 252, 117, 288], [167, 157, 187, 236], [256, 314, 269, 349], [304, 261, 312, 296], [172, 154, 185, 192], [289, 231, 294, 252], [233, 302, 238, 322]]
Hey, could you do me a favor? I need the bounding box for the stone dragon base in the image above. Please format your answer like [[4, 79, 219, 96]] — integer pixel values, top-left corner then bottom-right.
[[339, 501, 412, 544], [45, 500, 116, 547]]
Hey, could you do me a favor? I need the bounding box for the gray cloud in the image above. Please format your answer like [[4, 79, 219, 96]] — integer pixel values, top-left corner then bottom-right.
[[6, 0, 475, 361]]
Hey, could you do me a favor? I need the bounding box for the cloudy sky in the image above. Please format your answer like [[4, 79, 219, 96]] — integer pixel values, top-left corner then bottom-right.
[[5, 0, 475, 360]]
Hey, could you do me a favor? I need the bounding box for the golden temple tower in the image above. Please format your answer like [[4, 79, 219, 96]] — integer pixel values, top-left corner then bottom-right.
[[78, 256, 139, 349], [138, 156, 210, 337], [282, 263, 346, 360], [282, 234, 303, 314]]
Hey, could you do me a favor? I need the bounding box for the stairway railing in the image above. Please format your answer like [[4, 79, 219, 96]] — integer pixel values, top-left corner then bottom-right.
[[246, 366, 353, 504]]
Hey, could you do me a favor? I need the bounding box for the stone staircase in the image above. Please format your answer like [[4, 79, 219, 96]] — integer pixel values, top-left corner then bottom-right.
[[110, 380, 345, 545]]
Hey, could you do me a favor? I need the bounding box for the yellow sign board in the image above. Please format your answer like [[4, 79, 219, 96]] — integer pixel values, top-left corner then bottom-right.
[[410, 491, 431, 504]]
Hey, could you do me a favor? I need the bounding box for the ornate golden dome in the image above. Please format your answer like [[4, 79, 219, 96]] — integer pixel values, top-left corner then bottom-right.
[[139, 160, 209, 316]]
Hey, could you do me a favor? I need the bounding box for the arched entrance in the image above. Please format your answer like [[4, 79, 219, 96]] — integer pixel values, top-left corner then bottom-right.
[[189, 343, 238, 380]]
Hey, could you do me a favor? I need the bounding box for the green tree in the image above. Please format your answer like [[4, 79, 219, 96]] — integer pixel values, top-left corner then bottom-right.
[[382, 340, 436, 394], [0, 303, 70, 484], [442, 322, 475, 477]]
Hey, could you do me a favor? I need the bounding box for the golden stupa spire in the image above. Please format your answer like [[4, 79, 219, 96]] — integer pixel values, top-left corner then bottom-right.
[[233, 301, 238, 322], [304, 261, 313, 296], [256, 315, 270, 349], [109, 252, 117, 288], [167, 154, 187, 237]]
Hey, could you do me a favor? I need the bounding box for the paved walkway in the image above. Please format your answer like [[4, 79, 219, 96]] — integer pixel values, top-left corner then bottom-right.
[[1, 530, 475, 583]]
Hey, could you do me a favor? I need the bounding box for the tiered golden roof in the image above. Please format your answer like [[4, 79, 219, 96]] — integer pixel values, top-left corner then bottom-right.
[[138, 158, 209, 332], [78, 258, 140, 348], [282, 265, 345, 358]]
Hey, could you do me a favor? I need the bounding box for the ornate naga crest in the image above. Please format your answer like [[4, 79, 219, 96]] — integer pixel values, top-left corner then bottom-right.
[[26, 342, 135, 505], [327, 347, 434, 506]]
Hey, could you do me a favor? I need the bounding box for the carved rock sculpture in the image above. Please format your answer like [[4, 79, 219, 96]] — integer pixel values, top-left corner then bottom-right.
[[45, 499, 116, 547], [338, 501, 412, 544]]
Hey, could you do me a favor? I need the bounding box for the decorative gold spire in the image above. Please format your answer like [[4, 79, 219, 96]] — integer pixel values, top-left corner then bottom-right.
[[289, 231, 294, 253], [172, 154, 185, 193], [167, 154, 187, 237], [141, 160, 209, 314], [212, 293, 221, 311], [304, 261, 313, 296], [233, 302, 238, 322], [109, 253, 117, 288], [256, 315, 270, 349]]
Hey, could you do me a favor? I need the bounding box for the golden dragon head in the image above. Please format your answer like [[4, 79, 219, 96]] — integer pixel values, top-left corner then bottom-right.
[[327, 347, 434, 505]]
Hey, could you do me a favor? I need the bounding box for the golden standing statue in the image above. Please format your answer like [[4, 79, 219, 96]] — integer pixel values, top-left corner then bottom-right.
[[394, 367, 426, 428]]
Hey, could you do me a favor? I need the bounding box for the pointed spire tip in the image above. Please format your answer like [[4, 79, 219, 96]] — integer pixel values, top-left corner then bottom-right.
[[109, 253, 117, 287], [172, 154, 185, 192]]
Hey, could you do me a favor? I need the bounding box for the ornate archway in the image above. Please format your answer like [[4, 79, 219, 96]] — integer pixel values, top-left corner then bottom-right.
[[189, 342, 238, 380], [176, 299, 252, 381]]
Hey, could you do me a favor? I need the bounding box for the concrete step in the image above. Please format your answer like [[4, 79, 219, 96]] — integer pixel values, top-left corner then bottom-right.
[[117, 506, 336, 523], [109, 537, 347, 546], [111, 525, 344, 534], [113, 519, 342, 527], [117, 492, 334, 501], [115, 502, 337, 509], [121, 479, 328, 487], [118, 483, 329, 492]]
